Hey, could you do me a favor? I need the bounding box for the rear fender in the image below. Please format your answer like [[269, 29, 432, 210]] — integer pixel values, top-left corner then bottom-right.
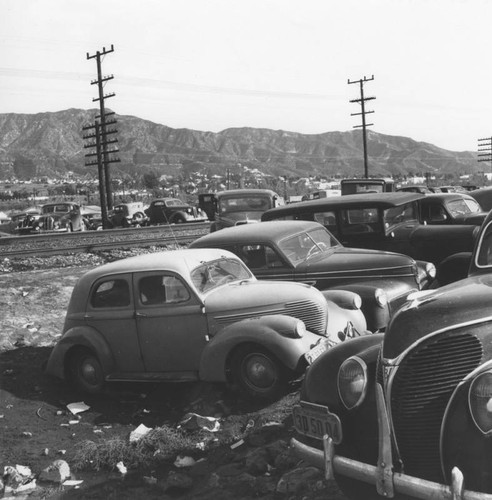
[[45, 326, 115, 380], [199, 314, 322, 381]]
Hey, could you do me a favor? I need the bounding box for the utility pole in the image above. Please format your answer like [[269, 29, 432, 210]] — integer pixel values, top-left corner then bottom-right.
[[84, 45, 120, 226], [478, 137, 492, 185], [348, 75, 375, 178]]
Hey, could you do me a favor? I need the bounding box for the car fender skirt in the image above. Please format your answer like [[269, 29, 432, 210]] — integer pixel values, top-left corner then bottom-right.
[[199, 315, 320, 381], [45, 327, 114, 380]]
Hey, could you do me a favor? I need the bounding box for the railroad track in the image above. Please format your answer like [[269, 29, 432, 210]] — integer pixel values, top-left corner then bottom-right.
[[0, 222, 211, 258]]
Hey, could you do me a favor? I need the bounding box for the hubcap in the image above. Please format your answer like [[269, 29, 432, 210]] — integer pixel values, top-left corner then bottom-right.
[[244, 354, 276, 389]]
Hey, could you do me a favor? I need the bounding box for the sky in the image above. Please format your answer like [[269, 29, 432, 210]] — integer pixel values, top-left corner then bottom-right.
[[0, 0, 491, 152]]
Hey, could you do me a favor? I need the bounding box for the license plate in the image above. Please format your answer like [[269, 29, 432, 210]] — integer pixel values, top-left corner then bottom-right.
[[293, 401, 343, 444], [305, 339, 330, 364]]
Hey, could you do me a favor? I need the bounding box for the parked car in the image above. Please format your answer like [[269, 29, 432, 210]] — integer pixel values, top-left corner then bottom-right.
[[340, 178, 395, 195], [262, 192, 479, 265], [81, 205, 103, 230], [470, 186, 492, 211], [17, 203, 85, 233], [110, 202, 148, 228], [290, 204, 492, 499], [198, 189, 284, 232], [396, 185, 432, 194], [11, 208, 41, 235], [45, 248, 368, 399], [145, 198, 208, 225], [190, 220, 435, 332], [419, 192, 487, 225]]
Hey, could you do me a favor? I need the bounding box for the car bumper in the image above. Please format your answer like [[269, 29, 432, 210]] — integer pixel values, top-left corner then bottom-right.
[[290, 437, 491, 499]]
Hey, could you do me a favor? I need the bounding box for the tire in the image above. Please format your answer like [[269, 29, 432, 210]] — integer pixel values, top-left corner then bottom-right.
[[173, 215, 186, 224], [231, 345, 288, 400], [69, 349, 105, 394], [66, 224, 73, 232]]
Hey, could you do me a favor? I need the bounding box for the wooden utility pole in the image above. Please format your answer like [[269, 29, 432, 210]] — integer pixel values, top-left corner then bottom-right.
[[348, 75, 375, 178], [84, 45, 120, 222], [478, 136, 492, 170]]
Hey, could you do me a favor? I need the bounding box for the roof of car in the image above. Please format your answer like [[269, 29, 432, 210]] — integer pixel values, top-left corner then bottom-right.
[[419, 192, 475, 202], [192, 220, 321, 246], [77, 248, 239, 284], [262, 192, 424, 218], [215, 189, 279, 198]]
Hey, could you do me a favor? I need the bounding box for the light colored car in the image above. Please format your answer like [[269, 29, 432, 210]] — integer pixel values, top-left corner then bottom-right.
[[45, 248, 368, 399], [110, 202, 148, 228], [18, 203, 85, 233]]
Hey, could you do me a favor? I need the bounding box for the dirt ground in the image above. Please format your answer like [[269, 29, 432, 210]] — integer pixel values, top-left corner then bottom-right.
[[0, 266, 348, 499]]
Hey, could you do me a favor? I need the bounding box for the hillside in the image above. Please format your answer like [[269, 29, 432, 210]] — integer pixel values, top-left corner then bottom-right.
[[0, 108, 479, 180]]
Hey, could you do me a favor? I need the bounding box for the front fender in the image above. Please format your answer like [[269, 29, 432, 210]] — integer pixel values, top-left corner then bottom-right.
[[199, 314, 322, 382], [321, 290, 368, 336], [442, 360, 492, 492], [45, 326, 115, 381]]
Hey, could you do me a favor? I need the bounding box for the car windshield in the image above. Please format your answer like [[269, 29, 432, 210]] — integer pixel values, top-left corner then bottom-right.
[[190, 257, 252, 293], [446, 198, 481, 216], [42, 205, 70, 214], [219, 196, 271, 213], [278, 227, 341, 265], [384, 203, 418, 228]]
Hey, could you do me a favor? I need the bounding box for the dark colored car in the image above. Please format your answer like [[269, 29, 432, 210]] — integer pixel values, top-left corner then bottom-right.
[[17, 203, 86, 233], [45, 248, 368, 400], [262, 192, 479, 265], [340, 178, 395, 195], [419, 192, 487, 225], [396, 185, 432, 194], [198, 189, 284, 232], [145, 198, 208, 225], [190, 220, 435, 332], [290, 205, 492, 499]]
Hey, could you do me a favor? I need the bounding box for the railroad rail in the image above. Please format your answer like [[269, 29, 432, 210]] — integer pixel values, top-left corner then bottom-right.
[[0, 222, 211, 258]]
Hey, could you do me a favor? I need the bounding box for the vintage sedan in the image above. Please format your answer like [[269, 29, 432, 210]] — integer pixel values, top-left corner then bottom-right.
[[190, 221, 435, 333], [145, 198, 208, 225], [17, 202, 85, 233], [419, 192, 487, 226], [290, 209, 492, 498], [262, 192, 479, 265], [45, 248, 368, 399]]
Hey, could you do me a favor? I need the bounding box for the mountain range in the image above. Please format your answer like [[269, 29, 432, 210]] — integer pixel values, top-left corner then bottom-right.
[[0, 108, 480, 180]]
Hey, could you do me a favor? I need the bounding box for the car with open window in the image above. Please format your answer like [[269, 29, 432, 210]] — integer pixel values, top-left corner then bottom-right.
[[290, 208, 492, 499], [262, 192, 479, 265], [190, 220, 435, 333], [110, 202, 148, 228], [45, 248, 368, 400]]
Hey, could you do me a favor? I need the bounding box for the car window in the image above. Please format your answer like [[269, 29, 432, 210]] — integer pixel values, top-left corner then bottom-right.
[[313, 211, 337, 233], [91, 279, 131, 308], [421, 203, 447, 222], [138, 275, 190, 305], [239, 244, 285, 269], [341, 208, 380, 234], [447, 198, 481, 216], [190, 258, 252, 293], [279, 227, 340, 265], [384, 203, 418, 228]]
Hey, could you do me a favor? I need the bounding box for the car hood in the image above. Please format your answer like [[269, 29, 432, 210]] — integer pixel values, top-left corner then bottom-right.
[[203, 279, 327, 335], [383, 273, 492, 360], [303, 247, 416, 277]]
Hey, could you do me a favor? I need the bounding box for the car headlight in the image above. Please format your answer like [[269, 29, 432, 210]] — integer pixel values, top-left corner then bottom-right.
[[375, 288, 388, 308], [469, 371, 492, 434], [295, 320, 306, 338], [338, 356, 368, 410], [426, 262, 436, 279]]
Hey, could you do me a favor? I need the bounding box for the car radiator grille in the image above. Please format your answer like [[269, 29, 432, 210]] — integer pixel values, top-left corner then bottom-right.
[[214, 299, 327, 337], [390, 332, 483, 481]]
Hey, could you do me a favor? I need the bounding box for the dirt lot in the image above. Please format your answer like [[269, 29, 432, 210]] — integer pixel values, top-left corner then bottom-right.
[[0, 264, 347, 499]]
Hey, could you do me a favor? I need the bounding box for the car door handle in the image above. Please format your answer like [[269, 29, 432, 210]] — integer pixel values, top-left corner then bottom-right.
[[135, 312, 147, 318]]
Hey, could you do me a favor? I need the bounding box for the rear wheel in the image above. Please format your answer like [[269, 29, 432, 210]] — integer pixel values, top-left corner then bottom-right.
[[69, 349, 105, 394], [231, 345, 288, 400]]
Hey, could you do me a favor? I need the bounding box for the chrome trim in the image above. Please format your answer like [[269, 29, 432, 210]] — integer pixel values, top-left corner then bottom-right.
[[290, 438, 491, 499]]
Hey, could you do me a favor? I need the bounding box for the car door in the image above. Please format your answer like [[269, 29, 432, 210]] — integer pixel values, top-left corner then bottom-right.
[[85, 273, 145, 373], [133, 271, 208, 375]]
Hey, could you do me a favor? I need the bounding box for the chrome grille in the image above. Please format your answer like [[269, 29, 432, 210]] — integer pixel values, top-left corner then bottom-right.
[[214, 299, 327, 336], [390, 332, 483, 481]]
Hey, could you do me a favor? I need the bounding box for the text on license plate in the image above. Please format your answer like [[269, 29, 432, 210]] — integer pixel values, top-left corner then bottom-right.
[[293, 401, 343, 444], [305, 339, 330, 365]]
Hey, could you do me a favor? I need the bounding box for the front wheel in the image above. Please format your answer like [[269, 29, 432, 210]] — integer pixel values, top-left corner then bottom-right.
[[231, 345, 288, 400], [69, 350, 105, 394]]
